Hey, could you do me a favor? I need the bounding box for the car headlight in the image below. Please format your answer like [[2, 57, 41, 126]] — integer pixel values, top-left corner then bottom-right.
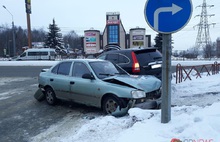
[[131, 90, 146, 98]]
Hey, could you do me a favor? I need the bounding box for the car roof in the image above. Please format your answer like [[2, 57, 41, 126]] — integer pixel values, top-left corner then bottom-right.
[[103, 47, 158, 54], [59, 59, 107, 63], [25, 48, 55, 52]]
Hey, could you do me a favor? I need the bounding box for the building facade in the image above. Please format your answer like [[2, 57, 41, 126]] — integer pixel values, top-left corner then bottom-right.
[[129, 28, 151, 48], [102, 12, 126, 49], [83, 12, 151, 55]]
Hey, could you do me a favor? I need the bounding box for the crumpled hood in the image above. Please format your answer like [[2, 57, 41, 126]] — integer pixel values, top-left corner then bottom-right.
[[103, 75, 161, 93]]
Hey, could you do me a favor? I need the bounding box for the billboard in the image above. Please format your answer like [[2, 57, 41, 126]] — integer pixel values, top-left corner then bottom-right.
[[132, 35, 144, 40], [86, 37, 96, 43], [84, 31, 98, 54], [25, 0, 31, 14]]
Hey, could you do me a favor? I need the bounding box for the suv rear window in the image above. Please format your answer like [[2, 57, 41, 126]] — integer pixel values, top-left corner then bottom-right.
[[106, 53, 129, 64], [135, 50, 162, 66]]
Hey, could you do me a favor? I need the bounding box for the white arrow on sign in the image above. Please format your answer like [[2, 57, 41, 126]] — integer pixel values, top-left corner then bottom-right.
[[154, 3, 183, 31]]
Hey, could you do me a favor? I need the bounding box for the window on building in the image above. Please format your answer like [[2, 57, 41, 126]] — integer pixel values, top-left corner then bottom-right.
[[108, 25, 119, 44]]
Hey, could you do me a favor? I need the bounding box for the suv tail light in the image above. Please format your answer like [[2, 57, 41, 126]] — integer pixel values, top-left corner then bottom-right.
[[131, 52, 140, 73]]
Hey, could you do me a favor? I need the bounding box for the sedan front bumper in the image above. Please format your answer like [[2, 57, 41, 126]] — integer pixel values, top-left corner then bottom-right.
[[133, 98, 162, 109], [111, 98, 161, 117]]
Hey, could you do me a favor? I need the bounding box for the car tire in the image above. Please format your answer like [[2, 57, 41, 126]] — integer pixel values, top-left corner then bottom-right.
[[45, 87, 57, 105], [102, 95, 126, 114]]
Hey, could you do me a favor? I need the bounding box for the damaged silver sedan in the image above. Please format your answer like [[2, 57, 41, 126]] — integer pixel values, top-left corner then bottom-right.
[[37, 59, 161, 116]]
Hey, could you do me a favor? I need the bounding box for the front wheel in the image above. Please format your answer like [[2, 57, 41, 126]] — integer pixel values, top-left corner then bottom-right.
[[45, 87, 57, 105], [102, 95, 126, 114]]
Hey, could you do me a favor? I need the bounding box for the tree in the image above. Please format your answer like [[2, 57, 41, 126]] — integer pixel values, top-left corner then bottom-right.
[[32, 28, 46, 42], [63, 30, 82, 50], [184, 47, 199, 59], [203, 43, 215, 59], [154, 33, 163, 53], [44, 19, 64, 53], [217, 38, 220, 58]]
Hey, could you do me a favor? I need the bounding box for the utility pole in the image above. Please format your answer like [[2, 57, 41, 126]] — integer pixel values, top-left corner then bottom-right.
[[25, 0, 32, 48], [194, 0, 215, 50], [3, 5, 16, 56]]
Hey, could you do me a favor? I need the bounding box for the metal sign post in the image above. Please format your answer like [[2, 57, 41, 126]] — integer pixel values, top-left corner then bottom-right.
[[144, 0, 192, 123], [161, 34, 172, 123]]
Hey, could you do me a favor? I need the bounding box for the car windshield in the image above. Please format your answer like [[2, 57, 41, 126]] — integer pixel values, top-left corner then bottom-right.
[[90, 61, 123, 79]]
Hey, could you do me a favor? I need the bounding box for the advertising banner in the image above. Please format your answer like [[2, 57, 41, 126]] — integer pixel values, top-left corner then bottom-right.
[[25, 0, 31, 14], [132, 35, 144, 40]]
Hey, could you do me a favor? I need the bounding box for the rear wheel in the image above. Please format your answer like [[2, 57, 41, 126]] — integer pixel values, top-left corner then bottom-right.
[[45, 87, 57, 105], [102, 95, 126, 114]]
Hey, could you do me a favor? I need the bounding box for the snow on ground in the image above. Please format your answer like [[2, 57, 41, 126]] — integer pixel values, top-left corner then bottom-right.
[[0, 77, 30, 86], [1, 60, 220, 142], [0, 77, 32, 100], [0, 60, 59, 66], [172, 73, 220, 107], [31, 73, 220, 142]]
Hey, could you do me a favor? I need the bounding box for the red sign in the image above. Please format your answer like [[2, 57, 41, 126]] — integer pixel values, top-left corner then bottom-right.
[[85, 33, 96, 36], [86, 43, 96, 47], [106, 20, 120, 25]]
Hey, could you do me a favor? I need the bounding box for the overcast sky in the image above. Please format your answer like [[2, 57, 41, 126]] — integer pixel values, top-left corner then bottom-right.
[[1, 0, 219, 50]]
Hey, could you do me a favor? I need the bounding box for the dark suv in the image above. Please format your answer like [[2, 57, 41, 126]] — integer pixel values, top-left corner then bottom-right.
[[98, 47, 162, 80]]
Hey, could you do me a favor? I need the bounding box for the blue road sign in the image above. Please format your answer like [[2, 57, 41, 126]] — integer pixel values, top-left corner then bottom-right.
[[144, 0, 193, 34]]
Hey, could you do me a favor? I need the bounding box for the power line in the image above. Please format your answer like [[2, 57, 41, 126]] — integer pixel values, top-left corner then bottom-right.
[[194, 0, 216, 49]]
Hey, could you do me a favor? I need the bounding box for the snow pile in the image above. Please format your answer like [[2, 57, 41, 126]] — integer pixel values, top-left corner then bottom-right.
[[118, 104, 220, 142], [31, 73, 220, 142], [172, 73, 220, 106], [0, 61, 59, 66]]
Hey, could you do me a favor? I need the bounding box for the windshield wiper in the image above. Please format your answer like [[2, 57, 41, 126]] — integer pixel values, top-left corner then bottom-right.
[[114, 72, 127, 75], [99, 73, 115, 76]]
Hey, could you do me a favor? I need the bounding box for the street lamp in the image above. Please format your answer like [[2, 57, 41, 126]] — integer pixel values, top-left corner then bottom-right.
[[3, 5, 16, 57]]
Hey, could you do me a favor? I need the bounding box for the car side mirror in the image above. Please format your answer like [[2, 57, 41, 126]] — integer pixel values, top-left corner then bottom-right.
[[82, 73, 95, 80]]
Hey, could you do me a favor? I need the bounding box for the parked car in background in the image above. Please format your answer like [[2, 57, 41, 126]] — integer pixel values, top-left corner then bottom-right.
[[37, 59, 161, 115], [98, 47, 162, 80], [16, 48, 56, 60]]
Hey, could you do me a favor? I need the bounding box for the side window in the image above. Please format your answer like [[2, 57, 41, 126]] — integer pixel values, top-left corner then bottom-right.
[[106, 54, 118, 64], [40, 52, 48, 55], [72, 62, 90, 78], [57, 62, 72, 75], [51, 64, 59, 74], [50, 51, 56, 56], [98, 54, 106, 60], [28, 52, 38, 56], [20, 52, 26, 57], [118, 54, 129, 64]]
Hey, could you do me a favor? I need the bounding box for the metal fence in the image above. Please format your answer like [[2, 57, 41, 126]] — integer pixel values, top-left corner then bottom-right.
[[176, 61, 219, 84]]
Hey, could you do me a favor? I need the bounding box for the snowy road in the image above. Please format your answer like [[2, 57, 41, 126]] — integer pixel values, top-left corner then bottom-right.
[[0, 77, 103, 142]]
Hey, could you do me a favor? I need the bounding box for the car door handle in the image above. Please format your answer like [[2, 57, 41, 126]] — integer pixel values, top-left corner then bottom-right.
[[50, 79, 54, 81], [70, 81, 75, 85]]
